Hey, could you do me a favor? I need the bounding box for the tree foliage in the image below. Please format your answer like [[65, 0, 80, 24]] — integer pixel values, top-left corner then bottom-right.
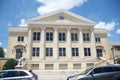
[[2, 58, 18, 70], [0, 47, 4, 58], [117, 58, 120, 64]]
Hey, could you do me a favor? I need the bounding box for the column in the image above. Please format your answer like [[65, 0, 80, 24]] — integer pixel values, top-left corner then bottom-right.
[[79, 28, 84, 59], [27, 27, 32, 60], [91, 28, 97, 59], [40, 27, 45, 60], [54, 27, 58, 59], [67, 27, 72, 59]]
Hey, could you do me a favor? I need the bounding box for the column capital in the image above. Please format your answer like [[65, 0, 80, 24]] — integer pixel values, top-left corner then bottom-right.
[[54, 27, 58, 30], [66, 27, 71, 31], [41, 27, 46, 30]]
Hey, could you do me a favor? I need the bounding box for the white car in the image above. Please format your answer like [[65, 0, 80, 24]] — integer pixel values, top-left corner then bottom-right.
[[0, 69, 37, 80]]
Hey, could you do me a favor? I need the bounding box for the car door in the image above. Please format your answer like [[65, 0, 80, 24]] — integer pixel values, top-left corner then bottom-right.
[[91, 67, 113, 80]]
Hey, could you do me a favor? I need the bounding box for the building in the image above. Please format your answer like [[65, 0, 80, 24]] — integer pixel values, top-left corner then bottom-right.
[[7, 10, 112, 70]]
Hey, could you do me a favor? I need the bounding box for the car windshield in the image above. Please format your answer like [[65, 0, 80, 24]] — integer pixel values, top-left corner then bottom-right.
[[80, 67, 93, 75]]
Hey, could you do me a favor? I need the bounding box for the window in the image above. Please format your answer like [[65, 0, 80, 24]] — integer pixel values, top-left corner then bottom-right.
[[32, 47, 40, 57], [46, 32, 53, 41], [83, 33, 90, 41], [87, 63, 94, 68], [45, 64, 53, 70], [59, 32, 66, 41], [72, 48, 79, 56], [96, 49, 103, 57], [84, 48, 91, 56], [71, 33, 78, 41], [19, 71, 28, 76], [16, 49, 23, 59], [46, 48, 53, 56], [73, 64, 81, 69], [6, 71, 18, 77], [18, 36, 24, 41], [33, 32, 40, 41], [59, 48, 66, 56], [59, 64, 67, 70], [95, 37, 101, 42], [32, 64, 39, 70]]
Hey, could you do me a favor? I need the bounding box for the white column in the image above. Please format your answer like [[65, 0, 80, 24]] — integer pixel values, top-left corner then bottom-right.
[[91, 29, 97, 59], [79, 28, 84, 59], [40, 27, 45, 60], [27, 27, 32, 60], [54, 27, 58, 59], [67, 27, 71, 59]]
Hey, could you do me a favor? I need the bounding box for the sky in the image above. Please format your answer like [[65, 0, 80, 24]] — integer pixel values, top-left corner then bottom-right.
[[0, 0, 120, 53]]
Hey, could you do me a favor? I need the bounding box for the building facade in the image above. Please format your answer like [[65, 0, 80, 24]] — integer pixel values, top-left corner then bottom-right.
[[7, 10, 111, 70]]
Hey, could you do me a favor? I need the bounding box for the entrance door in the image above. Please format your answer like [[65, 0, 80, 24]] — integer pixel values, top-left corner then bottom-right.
[[16, 49, 23, 59], [96, 49, 103, 57]]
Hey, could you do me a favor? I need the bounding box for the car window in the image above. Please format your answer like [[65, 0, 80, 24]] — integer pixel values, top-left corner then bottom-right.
[[19, 71, 28, 76], [113, 66, 120, 71], [102, 67, 113, 73], [0, 71, 6, 78], [93, 67, 103, 74], [6, 71, 18, 77]]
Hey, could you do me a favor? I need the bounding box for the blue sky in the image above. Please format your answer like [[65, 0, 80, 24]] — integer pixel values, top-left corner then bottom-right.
[[0, 0, 120, 52]]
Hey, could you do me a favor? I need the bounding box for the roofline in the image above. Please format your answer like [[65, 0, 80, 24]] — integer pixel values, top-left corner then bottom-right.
[[27, 9, 96, 24]]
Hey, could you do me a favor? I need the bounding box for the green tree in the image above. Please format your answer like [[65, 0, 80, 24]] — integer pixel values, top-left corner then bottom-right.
[[2, 58, 18, 70], [0, 47, 4, 58], [117, 58, 120, 64]]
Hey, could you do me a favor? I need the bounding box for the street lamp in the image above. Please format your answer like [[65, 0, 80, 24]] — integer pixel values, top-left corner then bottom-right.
[[111, 47, 116, 64]]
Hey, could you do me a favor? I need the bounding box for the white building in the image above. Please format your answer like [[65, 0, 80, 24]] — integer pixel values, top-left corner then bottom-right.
[[7, 10, 111, 70]]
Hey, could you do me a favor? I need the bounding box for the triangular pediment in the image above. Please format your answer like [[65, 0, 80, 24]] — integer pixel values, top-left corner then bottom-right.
[[27, 10, 96, 25]]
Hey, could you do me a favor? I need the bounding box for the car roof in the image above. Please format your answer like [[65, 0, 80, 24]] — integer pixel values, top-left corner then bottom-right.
[[94, 65, 120, 68]]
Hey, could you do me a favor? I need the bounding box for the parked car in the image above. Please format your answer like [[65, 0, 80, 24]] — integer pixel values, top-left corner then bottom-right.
[[0, 69, 38, 80], [67, 65, 120, 80]]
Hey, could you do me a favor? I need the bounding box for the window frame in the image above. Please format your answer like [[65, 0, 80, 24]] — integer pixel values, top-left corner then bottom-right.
[[18, 36, 24, 42], [59, 48, 66, 56], [33, 32, 40, 41], [84, 48, 91, 56], [46, 48, 53, 57], [46, 32, 53, 41], [71, 33, 78, 41], [32, 47, 40, 57], [83, 33, 90, 41], [59, 32, 66, 41], [72, 48, 79, 56]]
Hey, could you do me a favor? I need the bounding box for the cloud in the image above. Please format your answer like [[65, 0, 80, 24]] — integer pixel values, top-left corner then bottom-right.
[[94, 21, 116, 31], [108, 33, 112, 37], [4, 48, 7, 54], [0, 42, 2, 47], [116, 29, 120, 34], [37, 0, 87, 15], [19, 19, 27, 27]]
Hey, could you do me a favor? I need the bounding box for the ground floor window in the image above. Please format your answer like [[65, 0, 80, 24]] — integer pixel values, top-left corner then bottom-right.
[[86, 63, 94, 68], [59, 64, 67, 70], [73, 64, 81, 69], [45, 64, 53, 70], [32, 64, 39, 70]]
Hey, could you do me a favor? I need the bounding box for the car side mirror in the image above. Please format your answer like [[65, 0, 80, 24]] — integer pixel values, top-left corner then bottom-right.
[[90, 71, 95, 75]]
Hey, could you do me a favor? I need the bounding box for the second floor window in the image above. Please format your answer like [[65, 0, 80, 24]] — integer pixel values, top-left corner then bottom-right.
[[32, 47, 40, 57], [18, 36, 24, 42], [59, 48, 66, 56], [59, 32, 66, 41], [95, 37, 101, 43], [46, 48, 53, 56], [72, 48, 79, 56], [83, 33, 90, 41], [46, 32, 53, 41], [33, 32, 40, 41], [71, 33, 78, 41], [84, 48, 91, 56]]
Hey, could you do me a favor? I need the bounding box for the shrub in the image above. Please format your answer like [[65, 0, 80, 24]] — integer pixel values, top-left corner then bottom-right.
[[2, 58, 18, 70]]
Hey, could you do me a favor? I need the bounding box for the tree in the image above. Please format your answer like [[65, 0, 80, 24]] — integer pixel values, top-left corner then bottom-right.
[[2, 58, 18, 70], [117, 58, 120, 64], [0, 47, 4, 58]]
